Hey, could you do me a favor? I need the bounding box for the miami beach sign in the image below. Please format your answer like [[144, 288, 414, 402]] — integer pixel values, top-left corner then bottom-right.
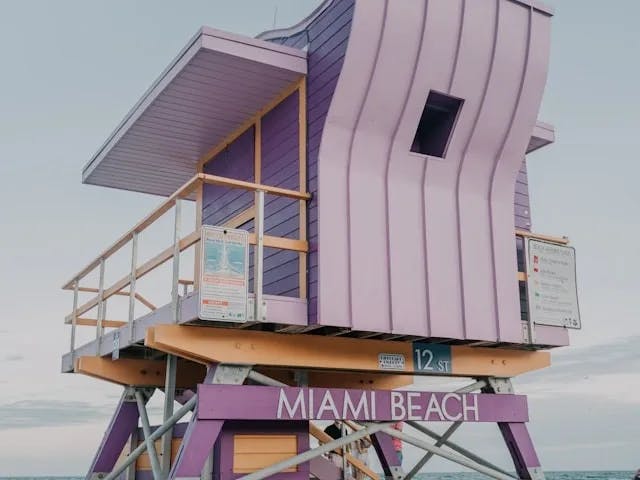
[[199, 226, 249, 322], [197, 385, 529, 423]]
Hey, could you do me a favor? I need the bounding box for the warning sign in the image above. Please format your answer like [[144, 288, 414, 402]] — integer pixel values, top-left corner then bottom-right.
[[199, 226, 249, 322]]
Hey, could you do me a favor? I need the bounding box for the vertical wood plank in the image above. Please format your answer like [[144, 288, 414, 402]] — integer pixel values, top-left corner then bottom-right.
[[194, 168, 203, 290], [298, 78, 308, 299]]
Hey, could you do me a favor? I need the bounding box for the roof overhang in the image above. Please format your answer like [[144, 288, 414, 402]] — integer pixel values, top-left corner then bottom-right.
[[526, 121, 555, 154], [82, 27, 307, 197]]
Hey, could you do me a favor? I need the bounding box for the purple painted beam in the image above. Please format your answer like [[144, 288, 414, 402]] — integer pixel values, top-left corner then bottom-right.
[[169, 417, 224, 479], [87, 391, 140, 477], [309, 457, 341, 480], [197, 385, 529, 423], [370, 431, 401, 474], [499, 422, 542, 479]]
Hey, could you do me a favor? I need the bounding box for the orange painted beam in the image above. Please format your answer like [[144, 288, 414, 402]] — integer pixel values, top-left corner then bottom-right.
[[146, 325, 550, 377], [257, 368, 412, 391], [74, 356, 206, 388]]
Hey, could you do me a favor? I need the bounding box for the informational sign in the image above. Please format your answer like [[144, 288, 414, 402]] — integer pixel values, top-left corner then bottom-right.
[[412, 343, 452, 374], [199, 226, 249, 322], [526, 239, 580, 329], [197, 385, 529, 423], [378, 353, 406, 371]]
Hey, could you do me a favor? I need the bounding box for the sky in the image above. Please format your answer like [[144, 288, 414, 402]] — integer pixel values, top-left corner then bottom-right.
[[0, 0, 638, 476]]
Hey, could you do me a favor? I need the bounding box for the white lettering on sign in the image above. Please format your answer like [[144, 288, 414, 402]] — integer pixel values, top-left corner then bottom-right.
[[442, 393, 462, 421], [463, 393, 479, 421], [317, 390, 339, 418], [274, 389, 483, 421], [391, 392, 406, 420], [343, 391, 370, 419], [425, 394, 444, 421], [277, 389, 306, 419]]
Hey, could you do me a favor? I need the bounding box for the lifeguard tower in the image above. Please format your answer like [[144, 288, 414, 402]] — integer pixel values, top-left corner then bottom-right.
[[61, 1, 581, 479]]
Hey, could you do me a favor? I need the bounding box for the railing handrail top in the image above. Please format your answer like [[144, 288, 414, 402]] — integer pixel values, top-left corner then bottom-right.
[[62, 174, 202, 289], [62, 173, 312, 290], [515, 229, 569, 245]]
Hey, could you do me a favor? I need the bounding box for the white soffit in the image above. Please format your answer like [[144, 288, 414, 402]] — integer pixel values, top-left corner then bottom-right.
[[82, 27, 307, 197]]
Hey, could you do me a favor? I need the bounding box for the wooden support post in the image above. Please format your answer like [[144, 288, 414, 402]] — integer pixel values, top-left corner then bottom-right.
[[298, 78, 308, 299]]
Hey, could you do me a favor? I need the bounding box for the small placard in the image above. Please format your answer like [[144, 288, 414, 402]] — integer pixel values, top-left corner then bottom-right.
[[526, 239, 580, 329], [412, 343, 452, 374], [199, 226, 249, 322], [378, 353, 406, 371], [112, 331, 120, 360]]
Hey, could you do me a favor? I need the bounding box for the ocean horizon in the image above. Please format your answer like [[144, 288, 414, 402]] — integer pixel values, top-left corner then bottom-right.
[[0, 472, 635, 480]]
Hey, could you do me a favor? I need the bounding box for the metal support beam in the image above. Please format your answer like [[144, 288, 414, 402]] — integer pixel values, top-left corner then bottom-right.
[[247, 370, 287, 387], [135, 390, 163, 480], [237, 422, 396, 480], [407, 422, 516, 479], [254, 190, 265, 322], [126, 427, 139, 480], [103, 395, 197, 480], [161, 354, 178, 476], [405, 422, 462, 480], [379, 427, 514, 480]]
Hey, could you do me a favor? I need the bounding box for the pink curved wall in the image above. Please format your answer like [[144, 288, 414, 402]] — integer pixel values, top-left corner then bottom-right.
[[317, 0, 552, 342]]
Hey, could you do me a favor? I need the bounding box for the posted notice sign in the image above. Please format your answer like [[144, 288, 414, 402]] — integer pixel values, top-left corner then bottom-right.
[[526, 239, 580, 329], [199, 226, 249, 322]]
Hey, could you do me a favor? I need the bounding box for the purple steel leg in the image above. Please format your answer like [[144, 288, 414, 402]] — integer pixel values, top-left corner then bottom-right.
[[371, 432, 403, 479], [499, 422, 544, 479], [169, 416, 224, 479], [87, 389, 140, 479]]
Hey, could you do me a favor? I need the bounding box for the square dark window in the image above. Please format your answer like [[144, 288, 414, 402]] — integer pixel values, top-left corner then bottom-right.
[[410, 91, 463, 158]]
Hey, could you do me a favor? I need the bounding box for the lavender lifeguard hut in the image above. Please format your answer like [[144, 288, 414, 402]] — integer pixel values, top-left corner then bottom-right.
[[62, 1, 580, 479]]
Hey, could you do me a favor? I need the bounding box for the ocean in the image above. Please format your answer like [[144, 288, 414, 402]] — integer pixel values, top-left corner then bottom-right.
[[0, 473, 634, 480]]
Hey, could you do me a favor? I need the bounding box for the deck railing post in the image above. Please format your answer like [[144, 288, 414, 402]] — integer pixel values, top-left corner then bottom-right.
[[128, 232, 138, 342], [522, 236, 536, 344], [171, 200, 182, 323], [96, 258, 106, 354], [254, 190, 265, 322], [70, 279, 79, 358]]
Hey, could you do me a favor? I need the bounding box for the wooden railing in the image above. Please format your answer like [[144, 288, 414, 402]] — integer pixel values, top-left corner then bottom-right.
[[309, 422, 378, 480], [64, 173, 311, 356]]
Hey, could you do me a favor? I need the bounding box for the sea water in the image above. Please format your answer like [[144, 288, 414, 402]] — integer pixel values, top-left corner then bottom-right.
[[0, 473, 635, 480]]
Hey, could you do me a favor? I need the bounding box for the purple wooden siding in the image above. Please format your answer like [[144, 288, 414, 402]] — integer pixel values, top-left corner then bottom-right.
[[260, 92, 300, 296], [273, 0, 356, 321], [515, 159, 532, 231], [202, 127, 255, 227], [202, 93, 301, 298]]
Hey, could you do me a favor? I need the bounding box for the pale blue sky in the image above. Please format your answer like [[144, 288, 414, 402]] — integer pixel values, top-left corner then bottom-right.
[[0, 0, 638, 475]]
